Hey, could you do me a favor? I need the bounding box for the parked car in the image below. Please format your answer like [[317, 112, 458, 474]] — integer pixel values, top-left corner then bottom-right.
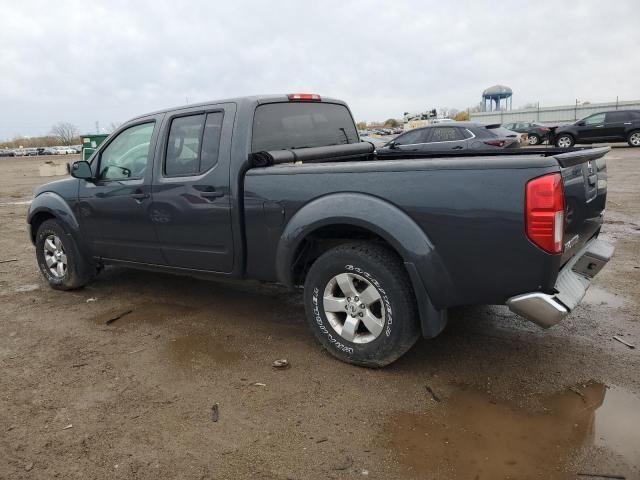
[[41, 147, 58, 155], [37, 147, 47, 155], [502, 121, 552, 145], [554, 110, 640, 148], [377, 123, 522, 153], [28, 93, 613, 367], [491, 126, 529, 145], [23, 148, 39, 156], [0, 148, 16, 157], [53, 146, 73, 154]]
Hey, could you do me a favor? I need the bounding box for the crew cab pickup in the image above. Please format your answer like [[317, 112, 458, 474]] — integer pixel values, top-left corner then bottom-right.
[[27, 94, 613, 367]]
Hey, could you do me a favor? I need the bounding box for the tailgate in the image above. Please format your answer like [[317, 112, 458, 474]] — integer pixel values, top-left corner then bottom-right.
[[555, 147, 609, 264]]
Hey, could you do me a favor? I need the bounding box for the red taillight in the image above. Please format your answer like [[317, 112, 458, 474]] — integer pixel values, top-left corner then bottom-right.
[[526, 173, 565, 254], [287, 93, 321, 101], [540, 127, 551, 132], [484, 139, 508, 147]]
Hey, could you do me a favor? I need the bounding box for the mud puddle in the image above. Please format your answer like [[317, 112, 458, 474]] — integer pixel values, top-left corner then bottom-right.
[[384, 382, 640, 479], [92, 302, 198, 326]]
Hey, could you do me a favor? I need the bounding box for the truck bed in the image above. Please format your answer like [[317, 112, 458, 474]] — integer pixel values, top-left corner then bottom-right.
[[244, 146, 608, 311]]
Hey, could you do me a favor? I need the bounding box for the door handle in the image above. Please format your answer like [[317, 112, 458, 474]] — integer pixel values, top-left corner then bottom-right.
[[200, 190, 224, 199], [624, 122, 632, 125], [452, 145, 464, 150], [130, 192, 150, 201]]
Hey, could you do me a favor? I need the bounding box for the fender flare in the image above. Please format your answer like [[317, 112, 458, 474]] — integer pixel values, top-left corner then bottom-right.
[[275, 192, 452, 337], [28, 192, 87, 255]]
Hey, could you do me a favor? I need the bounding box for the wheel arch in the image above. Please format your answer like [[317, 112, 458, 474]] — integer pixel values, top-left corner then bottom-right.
[[28, 192, 85, 252], [276, 192, 450, 337]]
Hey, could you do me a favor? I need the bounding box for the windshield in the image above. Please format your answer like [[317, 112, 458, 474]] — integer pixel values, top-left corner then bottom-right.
[[252, 102, 358, 152]]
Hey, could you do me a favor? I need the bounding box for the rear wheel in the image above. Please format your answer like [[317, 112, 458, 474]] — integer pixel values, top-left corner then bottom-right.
[[303, 242, 420, 367], [556, 134, 574, 148], [35, 219, 91, 290], [627, 130, 640, 147], [528, 134, 540, 145]]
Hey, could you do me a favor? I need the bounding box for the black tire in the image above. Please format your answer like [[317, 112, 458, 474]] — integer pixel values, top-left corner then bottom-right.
[[528, 134, 540, 146], [303, 242, 420, 367], [35, 219, 91, 290], [555, 133, 575, 148], [627, 130, 640, 147]]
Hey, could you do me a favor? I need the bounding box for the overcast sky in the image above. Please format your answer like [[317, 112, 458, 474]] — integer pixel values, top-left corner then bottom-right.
[[1, 0, 638, 139]]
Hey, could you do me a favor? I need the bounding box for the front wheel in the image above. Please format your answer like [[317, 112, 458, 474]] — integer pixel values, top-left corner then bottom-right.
[[555, 134, 575, 148], [303, 242, 420, 367], [627, 130, 640, 147], [35, 219, 91, 290]]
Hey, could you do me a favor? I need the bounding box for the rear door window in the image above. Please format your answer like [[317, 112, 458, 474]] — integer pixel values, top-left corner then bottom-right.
[[605, 111, 631, 123], [252, 102, 358, 152], [430, 127, 464, 142], [165, 111, 224, 177]]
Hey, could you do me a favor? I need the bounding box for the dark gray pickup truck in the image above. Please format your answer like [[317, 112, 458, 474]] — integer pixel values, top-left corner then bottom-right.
[[27, 93, 614, 366]]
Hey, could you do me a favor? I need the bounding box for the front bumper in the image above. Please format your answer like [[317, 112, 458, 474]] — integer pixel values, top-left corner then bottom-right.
[[506, 238, 614, 328]]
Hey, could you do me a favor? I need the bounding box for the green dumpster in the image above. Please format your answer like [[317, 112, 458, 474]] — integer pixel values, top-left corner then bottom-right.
[[81, 134, 109, 161]]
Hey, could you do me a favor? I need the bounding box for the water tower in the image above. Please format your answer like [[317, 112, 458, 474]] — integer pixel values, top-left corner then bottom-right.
[[482, 84, 512, 112]]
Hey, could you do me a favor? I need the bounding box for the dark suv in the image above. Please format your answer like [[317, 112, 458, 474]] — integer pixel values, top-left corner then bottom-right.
[[554, 110, 640, 148]]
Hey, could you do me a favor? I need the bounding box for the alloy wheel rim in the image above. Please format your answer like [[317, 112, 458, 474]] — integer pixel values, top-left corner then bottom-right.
[[322, 272, 385, 344], [43, 234, 67, 278], [528, 135, 539, 145], [631, 133, 640, 146], [558, 136, 572, 148]]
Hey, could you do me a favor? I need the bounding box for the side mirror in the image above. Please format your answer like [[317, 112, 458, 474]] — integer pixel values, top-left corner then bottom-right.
[[70, 161, 93, 180], [576, 121, 586, 127], [387, 141, 396, 149]]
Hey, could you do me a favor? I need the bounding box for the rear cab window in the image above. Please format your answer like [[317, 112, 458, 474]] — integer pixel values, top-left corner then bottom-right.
[[251, 102, 358, 152]]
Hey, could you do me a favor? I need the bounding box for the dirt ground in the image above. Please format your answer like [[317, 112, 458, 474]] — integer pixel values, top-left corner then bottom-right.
[[1, 149, 639, 480]]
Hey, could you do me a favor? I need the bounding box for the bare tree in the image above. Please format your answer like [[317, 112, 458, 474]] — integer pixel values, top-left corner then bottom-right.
[[50, 122, 79, 145]]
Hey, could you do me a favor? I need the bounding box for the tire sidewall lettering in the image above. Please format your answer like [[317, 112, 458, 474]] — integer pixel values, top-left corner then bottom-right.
[[345, 264, 393, 337]]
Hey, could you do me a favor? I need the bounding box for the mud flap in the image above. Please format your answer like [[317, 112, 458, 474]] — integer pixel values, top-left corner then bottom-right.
[[404, 262, 448, 338]]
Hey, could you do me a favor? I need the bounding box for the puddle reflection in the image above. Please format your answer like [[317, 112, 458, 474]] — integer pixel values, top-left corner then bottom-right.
[[384, 382, 640, 479]]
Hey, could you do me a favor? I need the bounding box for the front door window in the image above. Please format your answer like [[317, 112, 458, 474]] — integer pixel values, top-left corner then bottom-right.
[[583, 113, 605, 126], [98, 123, 155, 181]]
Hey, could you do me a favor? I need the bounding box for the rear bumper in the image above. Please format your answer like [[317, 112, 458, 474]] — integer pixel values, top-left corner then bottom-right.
[[506, 238, 614, 328]]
